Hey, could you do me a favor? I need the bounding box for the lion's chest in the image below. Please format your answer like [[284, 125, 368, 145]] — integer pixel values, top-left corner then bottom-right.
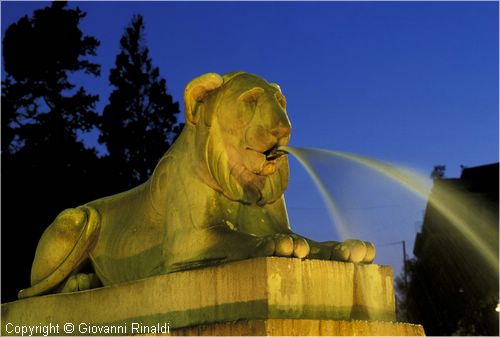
[[208, 198, 287, 237]]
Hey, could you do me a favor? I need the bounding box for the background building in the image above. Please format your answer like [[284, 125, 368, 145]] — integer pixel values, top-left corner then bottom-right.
[[407, 163, 499, 335]]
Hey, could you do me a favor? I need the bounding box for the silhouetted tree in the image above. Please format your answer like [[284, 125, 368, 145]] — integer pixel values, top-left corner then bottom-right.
[[99, 14, 181, 190], [430, 165, 446, 180], [1, 1, 101, 302], [396, 256, 499, 335], [2, 1, 100, 154]]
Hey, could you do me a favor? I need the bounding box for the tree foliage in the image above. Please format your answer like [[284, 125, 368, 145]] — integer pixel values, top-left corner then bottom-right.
[[396, 256, 499, 335], [1, 1, 102, 302], [99, 14, 181, 189], [430, 165, 446, 180], [1, 4, 182, 303], [2, 1, 100, 154]]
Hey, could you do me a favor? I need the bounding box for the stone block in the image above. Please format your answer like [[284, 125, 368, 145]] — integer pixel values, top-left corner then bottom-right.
[[173, 319, 425, 336], [2, 257, 401, 336]]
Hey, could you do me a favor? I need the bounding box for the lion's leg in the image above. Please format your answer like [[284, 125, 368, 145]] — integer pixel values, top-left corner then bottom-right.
[[208, 229, 311, 261], [18, 206, 101, 299], [166, 227, 310, 272]]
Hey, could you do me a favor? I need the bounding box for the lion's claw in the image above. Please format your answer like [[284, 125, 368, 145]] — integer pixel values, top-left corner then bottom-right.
[[292, 236, 310, 258], [274, 234, 294, 256]]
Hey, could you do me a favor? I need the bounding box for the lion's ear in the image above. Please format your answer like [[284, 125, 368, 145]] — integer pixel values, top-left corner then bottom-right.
[[184, 73, 224, 125], [270, 83, 282, 93]]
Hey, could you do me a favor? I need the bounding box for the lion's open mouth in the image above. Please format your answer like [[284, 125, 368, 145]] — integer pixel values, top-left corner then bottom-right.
[[243, 145, 288, 176], [263, 146, 288, 161]]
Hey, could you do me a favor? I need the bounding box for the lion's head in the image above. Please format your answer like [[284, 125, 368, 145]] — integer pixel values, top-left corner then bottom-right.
[[184, 72, 291, 206]]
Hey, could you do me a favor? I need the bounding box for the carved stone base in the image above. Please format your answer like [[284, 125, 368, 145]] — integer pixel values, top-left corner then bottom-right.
[[1, 257, 424, 336]]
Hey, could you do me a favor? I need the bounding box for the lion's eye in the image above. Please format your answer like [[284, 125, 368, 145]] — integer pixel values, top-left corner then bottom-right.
[[233, 87, 263, 128], [238, 87, 264, 103], [275, 92, 287, 109]]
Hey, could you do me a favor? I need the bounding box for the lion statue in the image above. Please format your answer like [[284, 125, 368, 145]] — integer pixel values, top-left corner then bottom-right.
[[19, 72, 375, 299]]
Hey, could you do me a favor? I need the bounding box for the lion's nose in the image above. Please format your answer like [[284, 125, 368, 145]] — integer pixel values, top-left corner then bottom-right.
[[270, 126, 291, 146], [270, 125, 290, 139], [245, 125, 291, 153]]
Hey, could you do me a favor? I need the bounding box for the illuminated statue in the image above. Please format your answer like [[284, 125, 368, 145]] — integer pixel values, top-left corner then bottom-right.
[[19, 72, 375, 299]]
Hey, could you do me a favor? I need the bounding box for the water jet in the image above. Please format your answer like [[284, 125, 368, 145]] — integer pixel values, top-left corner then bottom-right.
[[283, 146, 498, 273]]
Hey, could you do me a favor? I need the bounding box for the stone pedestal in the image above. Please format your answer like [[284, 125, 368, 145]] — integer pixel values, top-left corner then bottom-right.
[[1, 257, 424, 336], [173, 319, 425, 336]]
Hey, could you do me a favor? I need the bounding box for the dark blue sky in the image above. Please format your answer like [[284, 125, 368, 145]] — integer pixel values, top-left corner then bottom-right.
[[2, 1, 498, 276]]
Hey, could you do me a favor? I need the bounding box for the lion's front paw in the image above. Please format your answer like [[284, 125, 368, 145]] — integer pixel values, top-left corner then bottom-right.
[[57, 273, 101, 293], [255, 234, 310, 258], [335, 240, 376, 263]]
